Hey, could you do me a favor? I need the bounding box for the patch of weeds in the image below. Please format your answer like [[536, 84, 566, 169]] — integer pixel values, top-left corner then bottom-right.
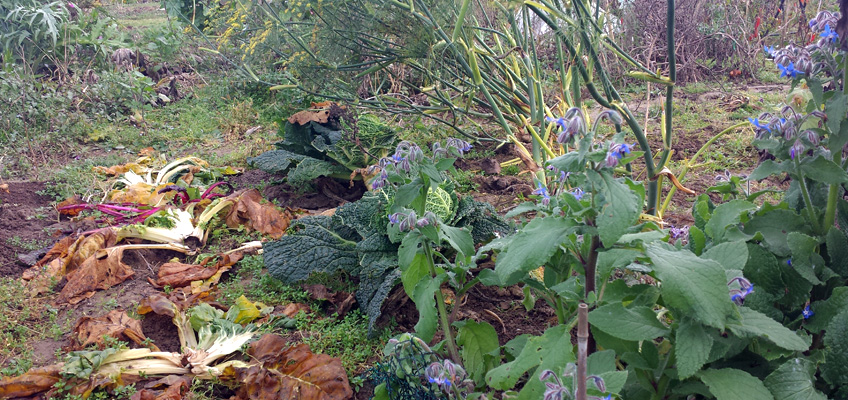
[[502, 164, 521, 175], [680, 82, 712, 95], [5, 236, 52, 251], [0, 356, 32, 378], [39, 153, 129, 201], [101, 297, 120, 311], [218, 254, 311, 306], [451, 168, 479, 192], [0, 278, 44, 377], [189, 377, 230, 400], [294, 309, 393, 381]]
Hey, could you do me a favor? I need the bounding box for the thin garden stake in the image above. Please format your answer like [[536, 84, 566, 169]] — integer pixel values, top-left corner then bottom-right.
[[577, 302, 589, 400]]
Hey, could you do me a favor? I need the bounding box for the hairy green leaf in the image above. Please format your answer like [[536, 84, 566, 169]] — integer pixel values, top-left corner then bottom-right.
[[705, 200, 756, 243], [699, 368, 774, 400], [456, 320, 500, 384], [588, 303, 669, 341], [495, 216, 575, 285], [822, 309, 848, 386], [647, 245, 733, 329], [727, 307, 809, 351], [702, 241, 748, 271], [764, 358, 826, 400], [675, 318, 714, 379], [587, 170, 641, 246]]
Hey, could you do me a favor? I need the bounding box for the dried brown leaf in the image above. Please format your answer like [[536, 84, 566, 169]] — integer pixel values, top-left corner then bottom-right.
[[57, 196, 85, 216], [0, 364, 63, 398], [224, 189, 292, 238], [155, 262, 219, 288], [302, 284, 356, 317], [57, 246, 134, 305], [70, 309, 149, 350], [288, 109, 330, 125], [233, 334, 352, 400], [280, 303, 311, 318], [131, 376, 190, 400]]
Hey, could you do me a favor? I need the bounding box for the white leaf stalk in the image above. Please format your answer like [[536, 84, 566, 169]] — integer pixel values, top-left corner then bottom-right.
[[115, 208, 195, 245]]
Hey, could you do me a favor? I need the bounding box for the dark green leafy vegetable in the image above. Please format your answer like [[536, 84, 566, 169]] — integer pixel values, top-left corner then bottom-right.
[[249, 112, 396, 185], [264, 188, 510, 335]]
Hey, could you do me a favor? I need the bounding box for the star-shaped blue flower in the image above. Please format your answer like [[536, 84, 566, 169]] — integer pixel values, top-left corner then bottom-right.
[[822, 24, 839, 43], [748, 117, 772, 133], [802, 304, 814, 319], [778, 62, 802, 78], [763, 45, 775, 56]]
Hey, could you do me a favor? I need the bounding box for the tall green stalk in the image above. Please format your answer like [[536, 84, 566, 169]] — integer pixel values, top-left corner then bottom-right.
[[823, 54, 848, 230]]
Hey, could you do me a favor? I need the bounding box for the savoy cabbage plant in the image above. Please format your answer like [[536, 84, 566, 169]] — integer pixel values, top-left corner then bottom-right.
[[263, 179, 510, 335], [249, 108, 397, 186]]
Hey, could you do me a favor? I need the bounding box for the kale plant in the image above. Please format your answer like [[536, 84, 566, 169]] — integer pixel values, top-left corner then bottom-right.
[[249, 106, 397, 186], [262, 139, 510, 335]]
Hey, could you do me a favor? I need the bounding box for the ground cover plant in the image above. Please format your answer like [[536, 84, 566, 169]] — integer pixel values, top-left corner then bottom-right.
[[2, 0, 847, 399]]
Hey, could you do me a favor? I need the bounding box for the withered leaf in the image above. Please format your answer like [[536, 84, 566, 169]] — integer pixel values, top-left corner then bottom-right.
[[280, 303, 311, 318], [70, 309, 149, 350], [131, 376, 190, 400], [138, 293, 180, 318], [57, 246, 134, 305], [155, 262, 219, 288], [302, 284, 356, 317], [225, 189, 292, 238], [0, 364, 63, 398], [233, 334, 352, 400], [288, 109, 330, 125], [57, 196, 85, 216]]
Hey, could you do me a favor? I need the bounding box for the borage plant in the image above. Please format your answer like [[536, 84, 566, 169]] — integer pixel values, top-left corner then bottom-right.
[[472, 107, 812, 399], [379, 138, 477, 364]]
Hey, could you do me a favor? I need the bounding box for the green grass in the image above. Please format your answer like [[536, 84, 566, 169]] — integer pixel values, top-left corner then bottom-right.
[[294, 309, 393, 389], [0, 278, 73, 378], [104, 2, 169, 31]]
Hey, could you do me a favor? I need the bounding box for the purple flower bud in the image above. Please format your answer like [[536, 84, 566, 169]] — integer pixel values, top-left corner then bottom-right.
[[590, 375, 607, 392], [605, 152, 619, 168], [388, 213, 402, 224], [790, 140, 805, 159], [804, 130, 820, 145]]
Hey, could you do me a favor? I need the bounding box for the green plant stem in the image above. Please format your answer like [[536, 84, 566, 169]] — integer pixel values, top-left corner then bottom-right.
[[584, 234, 600, 297], [657, 0, 676, 172], [424, 244, 461, 363], [795, 157, 823, 233], [659, 122, 748, 216], [823, 55, 848, 230]]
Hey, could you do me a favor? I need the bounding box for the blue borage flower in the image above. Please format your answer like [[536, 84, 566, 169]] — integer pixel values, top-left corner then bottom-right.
[[821, 24, 839, 43], [778, 62, 803, 78], [388, 211, 437, 231], [802, 303, 814, 319], [533, 182, 551, 206], [540, 366, 612, 400], [668, 225, 690, 244], [748, 117, 772, 133], [570, 187, 584, 201], [604, 143, 633, 168], [728, 277, 754, 305], [546, 108, 586, 144], [425, 360, 465, 393], [763, 45, 776, 56]]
